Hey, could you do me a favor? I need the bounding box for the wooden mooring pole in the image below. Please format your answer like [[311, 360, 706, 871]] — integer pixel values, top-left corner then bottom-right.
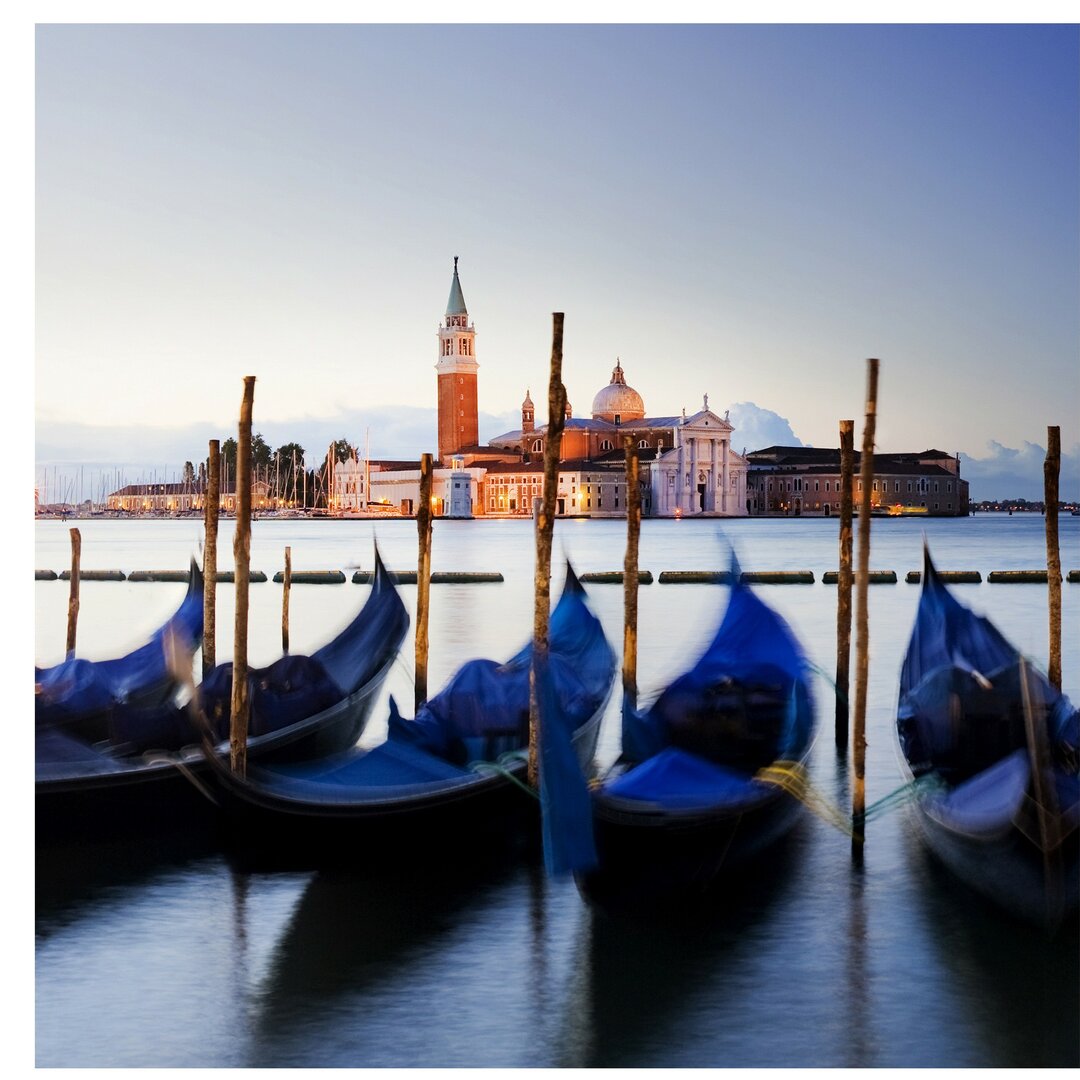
[[230, 376, 255, 777], [65, 527, 81, 656], [529, 312, 567, 790], [282, 545, 292, 654], [415, 453, 433, 711], [852, 359, 879, 847], [835, 420, 855, 749], [203, 439, 220, 673], [1045, 426, 1061, 690], [623, 436, 641, 714]]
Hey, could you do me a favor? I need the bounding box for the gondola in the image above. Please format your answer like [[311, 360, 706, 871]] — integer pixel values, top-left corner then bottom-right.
[[36, 549, 409, 841], [205, 564, 616, 867], [577, 553, 817, 907], [896, 545, 1079, 927], [35, 557, 205, 740]]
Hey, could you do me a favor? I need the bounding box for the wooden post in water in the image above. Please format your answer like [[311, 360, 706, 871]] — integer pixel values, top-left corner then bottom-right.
[[623, 436, 641, 714], [65, 527, 81, 656], [852, 360, 879, 846], [1044, 426, 1062, 690], [415, 452, 433, 711], [529, 312, 567, 789], [230, 376, 255, 777], [203, 439, 220, 673], [281, 545, 292, 654], [835, 420, 855, 749]]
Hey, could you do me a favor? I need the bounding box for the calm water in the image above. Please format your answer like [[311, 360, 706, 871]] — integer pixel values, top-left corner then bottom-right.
[[34, 515, 1080, 1067]]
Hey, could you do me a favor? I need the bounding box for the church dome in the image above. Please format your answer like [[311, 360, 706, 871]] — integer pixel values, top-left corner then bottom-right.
[[591, 360, 645, 423]]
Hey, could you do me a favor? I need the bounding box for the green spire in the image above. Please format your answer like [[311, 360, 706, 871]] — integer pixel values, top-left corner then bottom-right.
[[445, 255, 468, 317]]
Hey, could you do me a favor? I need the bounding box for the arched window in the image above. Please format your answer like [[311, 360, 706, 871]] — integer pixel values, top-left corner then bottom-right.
[[638, 440, 648, 449], [532, 440, 542, 452], [599, 439, 613, 452]]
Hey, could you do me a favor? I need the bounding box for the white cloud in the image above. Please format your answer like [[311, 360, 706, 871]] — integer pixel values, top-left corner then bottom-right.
[[721, 402, 804, 457], [959, 439, 1080, 502]]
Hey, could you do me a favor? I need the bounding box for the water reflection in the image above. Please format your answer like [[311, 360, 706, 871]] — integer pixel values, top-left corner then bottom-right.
[[246, 855, 524, 1067], [565, 831, 803, 1067], [907, 829, 1079, 1066], [36, 830, 221, 937]]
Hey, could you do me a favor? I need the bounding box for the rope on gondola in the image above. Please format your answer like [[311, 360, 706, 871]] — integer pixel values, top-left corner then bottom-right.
[[756, 762, 945, 836], [755, 762, 854, 836], [470, 752, 537, 799], [808, 662, 849, 710], [143, 751, 221, 806]]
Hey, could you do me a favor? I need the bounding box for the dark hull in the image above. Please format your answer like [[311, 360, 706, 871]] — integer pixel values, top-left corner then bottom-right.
[[210, 705, 605, 870], [578, 778, 806, 909], [36, 673, 386, 844], [908, 785, 1079, 927]]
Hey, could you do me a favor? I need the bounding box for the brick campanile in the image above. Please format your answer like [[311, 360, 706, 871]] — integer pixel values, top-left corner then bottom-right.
[[435, 257, 479, 462]]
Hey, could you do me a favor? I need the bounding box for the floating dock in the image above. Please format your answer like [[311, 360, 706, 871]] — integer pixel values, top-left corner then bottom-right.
[[657, 571, 732, 584], [350, 570, 503, 584], [905, 570, 982, 583], [579, 571, 654, 584], [987, 570, 1050, 583], [823, 570, 897, 584], [272, 570, 347, 584], [740, 571, 815, 584]]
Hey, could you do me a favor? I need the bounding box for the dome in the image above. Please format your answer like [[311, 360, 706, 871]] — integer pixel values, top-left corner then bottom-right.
[[591, 360, 645, 423]]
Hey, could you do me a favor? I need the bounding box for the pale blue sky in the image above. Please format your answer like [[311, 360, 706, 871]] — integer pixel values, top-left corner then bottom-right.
[[33, 21, 1080, 497]]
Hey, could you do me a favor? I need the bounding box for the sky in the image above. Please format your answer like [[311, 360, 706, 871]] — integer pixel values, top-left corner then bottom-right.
[[29, 15, 1080, 500]]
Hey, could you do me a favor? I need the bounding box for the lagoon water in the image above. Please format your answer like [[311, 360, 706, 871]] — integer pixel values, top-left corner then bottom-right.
[[35, 514, 1080, 1067]]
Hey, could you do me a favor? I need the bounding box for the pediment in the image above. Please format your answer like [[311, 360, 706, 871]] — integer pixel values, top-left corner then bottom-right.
[[681, 408, 733, 432]]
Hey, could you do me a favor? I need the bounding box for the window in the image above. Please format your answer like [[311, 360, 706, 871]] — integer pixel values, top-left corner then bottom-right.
[[638, 440, 648, 449], [614, 414, 621, 425], [532, 440, 542, 452], [599, 439, 613, 452]]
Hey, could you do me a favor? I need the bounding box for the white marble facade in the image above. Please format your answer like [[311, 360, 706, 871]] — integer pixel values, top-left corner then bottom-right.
[[644, 407, 747, 517]]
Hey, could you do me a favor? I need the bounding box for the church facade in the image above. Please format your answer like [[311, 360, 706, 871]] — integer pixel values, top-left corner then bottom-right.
[[365, 259, 749, 518], [486, 357, 748, 518]]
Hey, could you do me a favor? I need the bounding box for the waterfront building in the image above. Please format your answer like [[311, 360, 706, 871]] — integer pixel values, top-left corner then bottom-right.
[[366, 460, 487, 517], [347, 260, 748, 518], [489, 362, 748, 517], [106, 479, 271, 514], [745, 446, 970, 516]]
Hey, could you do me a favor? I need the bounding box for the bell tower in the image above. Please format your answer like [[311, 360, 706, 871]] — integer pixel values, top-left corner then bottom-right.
[[436, 257, 479, 462]]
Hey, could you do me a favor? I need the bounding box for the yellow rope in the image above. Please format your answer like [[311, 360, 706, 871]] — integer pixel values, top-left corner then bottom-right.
[[755, 761, 855, 837]]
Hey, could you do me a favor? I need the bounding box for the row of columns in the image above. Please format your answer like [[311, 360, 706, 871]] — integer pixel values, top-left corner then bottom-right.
[[673, 434, 732, 513]]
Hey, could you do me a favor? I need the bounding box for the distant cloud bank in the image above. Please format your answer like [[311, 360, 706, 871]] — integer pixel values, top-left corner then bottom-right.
[[34, 409, 1078, 504], [959, 439, 1080, 503], [722, 402, 804, 456]]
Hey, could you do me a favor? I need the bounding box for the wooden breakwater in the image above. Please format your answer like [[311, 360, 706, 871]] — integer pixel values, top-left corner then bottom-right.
[[36, 567, 1080, 585], [824, 570, 897, 584]]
